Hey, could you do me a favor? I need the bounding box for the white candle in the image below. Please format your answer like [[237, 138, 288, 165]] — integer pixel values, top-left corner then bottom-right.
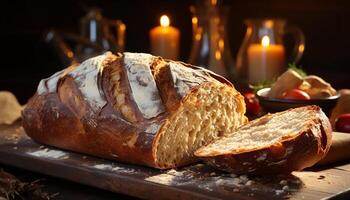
[[150, 15, 180, 60], [248, 35, 285, 84]]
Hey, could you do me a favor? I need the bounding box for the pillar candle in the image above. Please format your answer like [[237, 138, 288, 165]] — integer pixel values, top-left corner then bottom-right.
[[150, 15, 180, 60], [248, 36, 285, 84]]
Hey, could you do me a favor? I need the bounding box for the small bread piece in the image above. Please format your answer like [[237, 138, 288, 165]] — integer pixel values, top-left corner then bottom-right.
[[0, 91, 23, 124], [303, 75, 337, 98], [268, 69, 304, 98], [195, 106, 332, 174]]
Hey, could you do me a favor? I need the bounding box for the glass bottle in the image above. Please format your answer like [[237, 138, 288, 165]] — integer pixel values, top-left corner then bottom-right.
[[75, 8, 126, 61], [188, 0, 234, 79]]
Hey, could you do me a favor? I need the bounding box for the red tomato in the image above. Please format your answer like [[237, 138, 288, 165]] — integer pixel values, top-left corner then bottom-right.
[[244, 92, 261, 115], [335, 113, 350, 133], [282, 89, 311, 100]]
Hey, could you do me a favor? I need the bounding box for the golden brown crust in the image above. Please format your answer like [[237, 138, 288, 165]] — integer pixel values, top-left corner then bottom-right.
[[22, 52, 238, 169], [196, 106, 332, 174]]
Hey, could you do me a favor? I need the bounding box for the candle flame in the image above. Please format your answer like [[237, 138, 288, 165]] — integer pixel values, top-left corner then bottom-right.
[[119, 23, 126, 31], [261, 35, 270, 47], [160, 15, 170, 27], [218, 39, 224, 49], [192, 17, 198, 24], [265, 20, 273, 28], [67, 51, 74, 58], [195, 33, 201, 41], [215, 50, 222, 60]]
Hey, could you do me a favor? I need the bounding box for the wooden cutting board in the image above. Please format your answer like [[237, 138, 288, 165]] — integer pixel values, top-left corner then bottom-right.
[[0, 122, 350, 200]]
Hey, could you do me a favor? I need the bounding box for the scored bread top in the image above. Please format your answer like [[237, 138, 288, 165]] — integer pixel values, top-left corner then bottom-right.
[[195, 106, 331, 157], [36, 52, 232, 122], [123, 52, 165, 119], [38, 53, 113, 111]]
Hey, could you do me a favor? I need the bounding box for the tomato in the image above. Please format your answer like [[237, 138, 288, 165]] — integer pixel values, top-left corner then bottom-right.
[[244, 92, 261, 115], [335, 113, 350, 133], [282, 89, 311, 100]]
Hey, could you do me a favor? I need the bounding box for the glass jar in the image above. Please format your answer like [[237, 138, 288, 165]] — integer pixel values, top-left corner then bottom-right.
[[236, 19, 305, 85]]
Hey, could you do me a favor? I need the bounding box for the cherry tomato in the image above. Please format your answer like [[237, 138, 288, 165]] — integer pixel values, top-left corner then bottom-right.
[[244, 92, 261, 115], [282, 89, 311, 100], [335, 113, 350, 133]]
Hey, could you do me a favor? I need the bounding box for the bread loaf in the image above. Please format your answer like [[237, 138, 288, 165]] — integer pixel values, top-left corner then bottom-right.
[[195, 106, 332, 174], [22, 52, 247, 169]]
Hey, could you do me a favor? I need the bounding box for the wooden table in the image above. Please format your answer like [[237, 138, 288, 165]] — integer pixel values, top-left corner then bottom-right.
[[1, 165, 138, 200], [0, 122, 350, 200]]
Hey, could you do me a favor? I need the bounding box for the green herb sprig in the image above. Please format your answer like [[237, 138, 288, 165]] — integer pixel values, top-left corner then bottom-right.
[[250, 63, 307, 93], [288, 63, 307, 77], [250, 79, 276, 93]]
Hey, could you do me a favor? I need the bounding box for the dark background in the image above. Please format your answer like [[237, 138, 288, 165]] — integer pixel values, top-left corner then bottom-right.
[[1, 0, 349, 104]]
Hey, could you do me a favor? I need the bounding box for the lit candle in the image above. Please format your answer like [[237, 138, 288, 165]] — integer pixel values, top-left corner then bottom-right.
[[150, 15, 180, 60], [247, 35, 285, 84]]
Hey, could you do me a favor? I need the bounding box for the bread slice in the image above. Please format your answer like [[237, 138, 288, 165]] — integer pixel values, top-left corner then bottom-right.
[[195, 106, 332, 174]]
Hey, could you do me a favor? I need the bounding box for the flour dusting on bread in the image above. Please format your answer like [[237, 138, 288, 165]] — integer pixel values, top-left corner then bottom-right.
[[69, 53, 107, 110], [123, 52, 165, 119], [168, 61, 207, 97]]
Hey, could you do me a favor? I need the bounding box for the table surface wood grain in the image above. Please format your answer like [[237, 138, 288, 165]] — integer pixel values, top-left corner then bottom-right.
[[0, 122, 349, 200]]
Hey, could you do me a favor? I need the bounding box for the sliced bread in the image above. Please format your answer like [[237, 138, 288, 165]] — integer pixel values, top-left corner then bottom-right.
[[195, 105, 332, 174]]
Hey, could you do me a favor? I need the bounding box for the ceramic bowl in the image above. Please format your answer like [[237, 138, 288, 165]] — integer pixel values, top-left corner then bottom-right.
[[256, 88, 340, 116]]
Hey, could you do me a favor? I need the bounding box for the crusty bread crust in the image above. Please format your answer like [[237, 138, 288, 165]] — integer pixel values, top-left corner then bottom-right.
[[22, 52, 245, 169], [195, 106, 332, 174]]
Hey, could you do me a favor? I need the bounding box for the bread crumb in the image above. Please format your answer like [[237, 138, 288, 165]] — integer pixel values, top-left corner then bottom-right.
[[210, 172, 216, 176], [275, 189, 284, 195], [318, 175, 325, 180], [245, 180, 254, 186], [232, 178, 242, 185], [230, 174, 237, 178], [39, 145, 45, 149], [282, 185, 289, 191], [167, 169, 178, 176], [248, 167, 256, 172], [111, 154, 119, 158], [239, 175, 248, 183], [279, 180, 288, 185], [215, 179, 224, 185], [195, 164, 205, 168], [233, 188, 240, 192]]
